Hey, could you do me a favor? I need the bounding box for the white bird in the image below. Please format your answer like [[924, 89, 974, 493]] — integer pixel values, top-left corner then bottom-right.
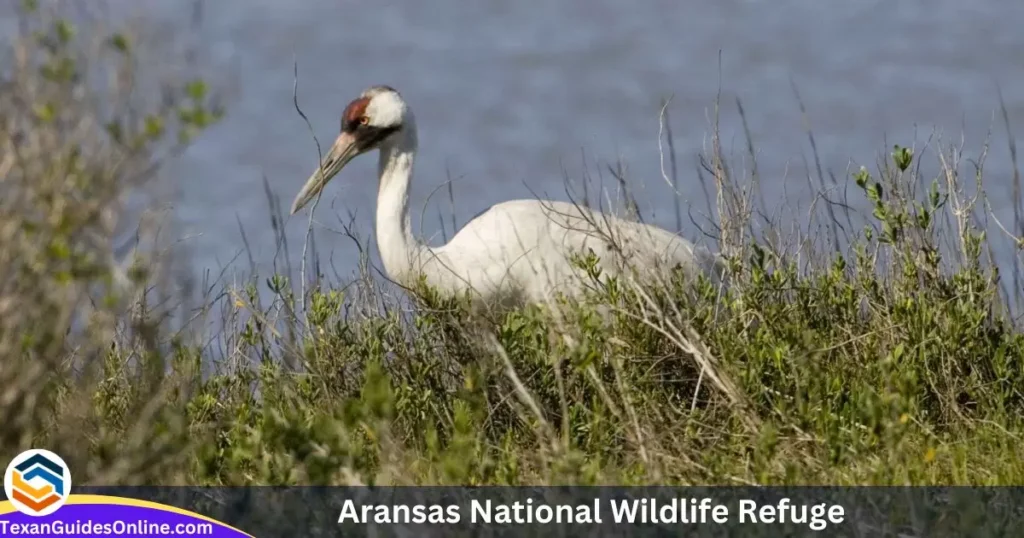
[[290, 85, 725, 310]]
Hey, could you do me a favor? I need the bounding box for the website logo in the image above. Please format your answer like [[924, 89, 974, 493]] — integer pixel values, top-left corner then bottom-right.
[[3, 449, 71, 516]]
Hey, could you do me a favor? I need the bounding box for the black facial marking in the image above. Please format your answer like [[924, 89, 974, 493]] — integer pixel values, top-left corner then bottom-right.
[[353, 124, 401, 150]]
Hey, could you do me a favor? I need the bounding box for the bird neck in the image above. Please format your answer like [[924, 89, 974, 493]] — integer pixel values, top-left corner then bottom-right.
[[376, 127, 427, 286]]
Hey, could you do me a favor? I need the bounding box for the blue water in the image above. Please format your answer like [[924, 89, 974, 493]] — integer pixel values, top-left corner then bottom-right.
[[16, 1, 1024, 283]]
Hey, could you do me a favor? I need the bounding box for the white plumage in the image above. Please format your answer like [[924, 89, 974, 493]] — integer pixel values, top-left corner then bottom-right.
[[290, 86, 725, 309]]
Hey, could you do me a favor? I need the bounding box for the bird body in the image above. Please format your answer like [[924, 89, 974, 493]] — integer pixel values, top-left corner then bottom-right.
[[395, 198, 723, 307], [291, 86, 725, 309]]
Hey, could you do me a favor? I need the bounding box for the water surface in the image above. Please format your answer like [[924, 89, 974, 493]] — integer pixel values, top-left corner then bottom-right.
[[52, 1, 1024, 281]]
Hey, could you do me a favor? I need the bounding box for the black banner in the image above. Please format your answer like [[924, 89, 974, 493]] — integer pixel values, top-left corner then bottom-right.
[[0, 486, 1005, 537]]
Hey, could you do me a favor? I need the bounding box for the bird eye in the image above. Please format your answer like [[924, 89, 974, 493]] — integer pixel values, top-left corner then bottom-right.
[[359, 116, 370, 125]]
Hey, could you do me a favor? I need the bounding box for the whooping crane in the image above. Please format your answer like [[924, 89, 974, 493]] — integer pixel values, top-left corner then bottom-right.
[[290, 85, 725, 310]]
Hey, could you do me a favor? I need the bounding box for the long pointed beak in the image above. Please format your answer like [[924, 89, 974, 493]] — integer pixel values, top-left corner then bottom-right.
[[290, 132, 360, 215]]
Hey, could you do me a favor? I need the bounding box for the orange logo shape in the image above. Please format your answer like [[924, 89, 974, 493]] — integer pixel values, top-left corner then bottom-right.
[[3, 449, 71, 516]]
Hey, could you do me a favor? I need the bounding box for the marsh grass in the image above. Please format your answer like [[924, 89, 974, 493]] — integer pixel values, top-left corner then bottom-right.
[[3, 1, 1024, 487]]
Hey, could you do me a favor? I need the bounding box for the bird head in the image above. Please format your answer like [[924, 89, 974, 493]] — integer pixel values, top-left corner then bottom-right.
[[290, 85, 408, 214]]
